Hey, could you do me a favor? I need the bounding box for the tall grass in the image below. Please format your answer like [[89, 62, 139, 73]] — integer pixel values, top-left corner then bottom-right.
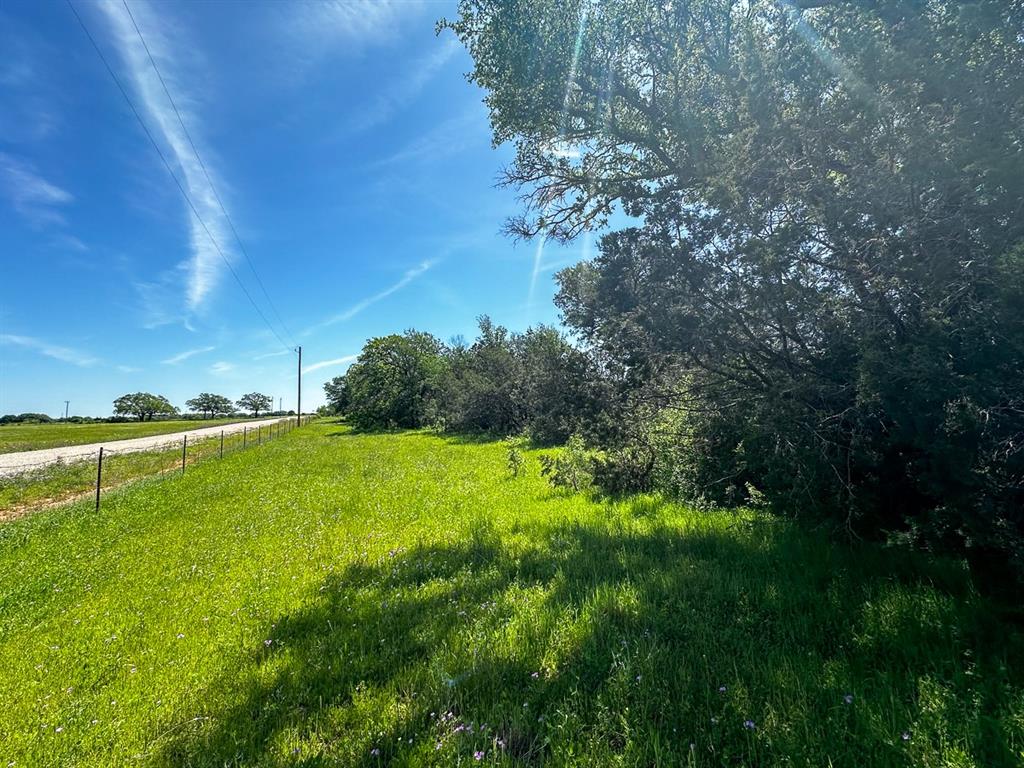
[[0, 422, 1020, 766]]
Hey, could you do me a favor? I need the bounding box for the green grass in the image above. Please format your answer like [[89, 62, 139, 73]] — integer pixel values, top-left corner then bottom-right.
[[0, 422, 1021, 767], [0, 427, 264, 513], [0, 418, 250, 454]]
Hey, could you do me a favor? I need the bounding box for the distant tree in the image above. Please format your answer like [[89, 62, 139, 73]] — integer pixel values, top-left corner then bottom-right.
[[185, 393, 233, 419], [113, 393, 177, 421], [0, 413, 55, 425], [345, 331, 447, 429], [323, 375, 350, 416], [236, 392, 273, 418]]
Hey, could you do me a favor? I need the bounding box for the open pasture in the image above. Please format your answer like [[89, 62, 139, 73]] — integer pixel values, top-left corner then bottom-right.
[[0, 418, 246, 454]]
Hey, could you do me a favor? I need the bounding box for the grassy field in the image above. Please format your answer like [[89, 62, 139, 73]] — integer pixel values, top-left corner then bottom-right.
[[0, 426, 272, 516], [0, 418, 248, 454], [0, 422, 1021, 767]]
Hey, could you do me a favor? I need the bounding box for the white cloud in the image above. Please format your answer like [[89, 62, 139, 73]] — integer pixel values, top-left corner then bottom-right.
[[304, 259, 437, 334], [0, 333, 97, 367], [303, 354, 357, 374], [348, 37, 460, 132], [0, 152, 73, 227], [116, 364, 141, 373], [290, 0, 426, 50], [96, 1, 232, 314], [161, 345, 215, 365], [253, 349, 291, 361], [210, 361, 234, 375]]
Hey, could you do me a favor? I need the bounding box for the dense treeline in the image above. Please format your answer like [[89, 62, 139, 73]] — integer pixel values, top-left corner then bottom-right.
[[331, 0, 1024, 586], [324, 318, 601, 445]]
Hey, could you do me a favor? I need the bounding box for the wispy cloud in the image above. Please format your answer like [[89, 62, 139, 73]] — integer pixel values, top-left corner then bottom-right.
[[303, 354, 357, 374], [374, 107, 484, 168], [0, 152, 73, 228], [161, 345, 215, 365], [253, 349, 291, 361], [348, 38, 459, 133], [210, 361, 234, 375], [97, 1, 232, 314], [304, 259, 437, 335], [0, 333, 97, 367], [290, 0, 427, 51], [116, 364, 141, 373]]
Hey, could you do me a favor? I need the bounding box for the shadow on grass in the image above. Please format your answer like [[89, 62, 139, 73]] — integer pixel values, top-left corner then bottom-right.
[[157, 521, 1024, 767]]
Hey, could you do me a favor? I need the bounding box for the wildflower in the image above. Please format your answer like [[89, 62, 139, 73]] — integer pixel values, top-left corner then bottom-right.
[[370, 748, 380, 756], [55, 727, 63, 733], [531, 671, 540, 679], [718, 685, 727, 693], [264, 639, 273, 647], [843, 694, 854, 705], [901, 732, 911, 742], [497, 738, 506, 749], [176, 633, 185, 639], [474, 751, 485, 760], [435, 742, 443, 750], [743, 720, 756, 730]]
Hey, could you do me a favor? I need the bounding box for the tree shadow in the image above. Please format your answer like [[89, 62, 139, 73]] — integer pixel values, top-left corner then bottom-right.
[[156, 520, 1024, 767]]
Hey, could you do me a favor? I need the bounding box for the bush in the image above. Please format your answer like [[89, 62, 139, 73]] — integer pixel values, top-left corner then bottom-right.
[[538, 434, 593, 493]]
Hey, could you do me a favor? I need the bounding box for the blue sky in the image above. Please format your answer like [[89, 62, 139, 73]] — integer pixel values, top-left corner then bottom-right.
[[0, 0, 594, 416]]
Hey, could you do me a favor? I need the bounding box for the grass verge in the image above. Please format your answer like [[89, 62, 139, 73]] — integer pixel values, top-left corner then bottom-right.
[[0, 421, 1020, 766]]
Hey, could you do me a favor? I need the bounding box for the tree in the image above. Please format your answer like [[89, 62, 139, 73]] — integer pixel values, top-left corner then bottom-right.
[[344, 331, 446, 429], [113, 392, 178, 421], [448, 0, 1024, 582], [323, 376, 350, 416], [185, 393, 233, 419], [236, 393, 273, 418]]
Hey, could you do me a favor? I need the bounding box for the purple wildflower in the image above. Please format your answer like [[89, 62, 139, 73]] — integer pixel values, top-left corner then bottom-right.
[[531, 671, 540, 679], [743, 720, 756, 730], [474, 750, 485, 760], [370, 747, 381, 756], [718, 685, 727, 693], [843, 694, 854, 705]]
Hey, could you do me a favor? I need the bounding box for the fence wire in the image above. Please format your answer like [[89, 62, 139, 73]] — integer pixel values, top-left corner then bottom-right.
[[0, 416, 316, 513]]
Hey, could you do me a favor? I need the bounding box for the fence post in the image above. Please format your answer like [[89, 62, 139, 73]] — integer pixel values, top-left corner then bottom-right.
[[258, 425, 262, 445], [220, 430, 224, 458], [95, 447, 103, 511], [243, 426, 247, 449], [182, 435, 187, 474]]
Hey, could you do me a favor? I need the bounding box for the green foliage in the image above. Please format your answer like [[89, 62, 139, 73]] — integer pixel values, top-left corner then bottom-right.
[[112, 392, 178, 422], [236, 392, 273, 417], [503, 432, 529, 477], [0, 413, 53, 425], [343, 330, 447, 430], [538, 433, 593, 493], [448, 0, 1024, 584], [1, 425, 1022, 766], [323, 375, 350, 415], [185, 393, 234, 419]]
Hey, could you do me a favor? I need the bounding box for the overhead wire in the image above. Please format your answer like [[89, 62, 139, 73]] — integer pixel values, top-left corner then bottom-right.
[[64, 0, 294, 354], [119, 0, 298, 348]]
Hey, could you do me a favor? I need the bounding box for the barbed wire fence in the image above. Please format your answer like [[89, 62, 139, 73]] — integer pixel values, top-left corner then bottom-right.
[[0, 416, 318, 515]]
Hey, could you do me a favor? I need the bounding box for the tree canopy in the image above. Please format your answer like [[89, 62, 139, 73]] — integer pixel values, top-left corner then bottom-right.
[[112, 393, 178, 422], [185, 393, 234, 419], [236, 393, 273, 418], [443, 0, 1024, 583]]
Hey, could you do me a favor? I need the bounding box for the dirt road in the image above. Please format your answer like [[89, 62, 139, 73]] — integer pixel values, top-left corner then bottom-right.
[[0, 417, 289, 477]]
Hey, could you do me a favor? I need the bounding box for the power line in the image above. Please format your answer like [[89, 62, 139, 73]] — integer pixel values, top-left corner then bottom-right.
[[120, 0, 297, 348], [65, 0, 293, 354]]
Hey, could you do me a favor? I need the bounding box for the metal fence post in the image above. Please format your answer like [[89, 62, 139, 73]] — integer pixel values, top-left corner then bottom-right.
[[220, 430, 224, 458], [258, 426, 262, 445], [95, 447, 103, 511], [243, 426, 247, 449], [182, 435, 187, 474]]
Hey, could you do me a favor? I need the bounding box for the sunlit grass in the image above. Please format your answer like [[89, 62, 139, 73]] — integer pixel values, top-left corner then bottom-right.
[[0, 427, 265, 513], [0, 421, 1020, 766], [0, 418, 249, 454]]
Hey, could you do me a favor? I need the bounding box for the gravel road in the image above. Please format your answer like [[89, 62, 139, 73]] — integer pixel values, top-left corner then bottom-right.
[[0, 418, 289, 478]]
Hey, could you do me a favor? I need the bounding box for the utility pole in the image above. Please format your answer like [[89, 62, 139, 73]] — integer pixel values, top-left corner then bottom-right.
[[64, 400, 70, 420], [278, 396, 282, 412], [296, 346, 302, 418]]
